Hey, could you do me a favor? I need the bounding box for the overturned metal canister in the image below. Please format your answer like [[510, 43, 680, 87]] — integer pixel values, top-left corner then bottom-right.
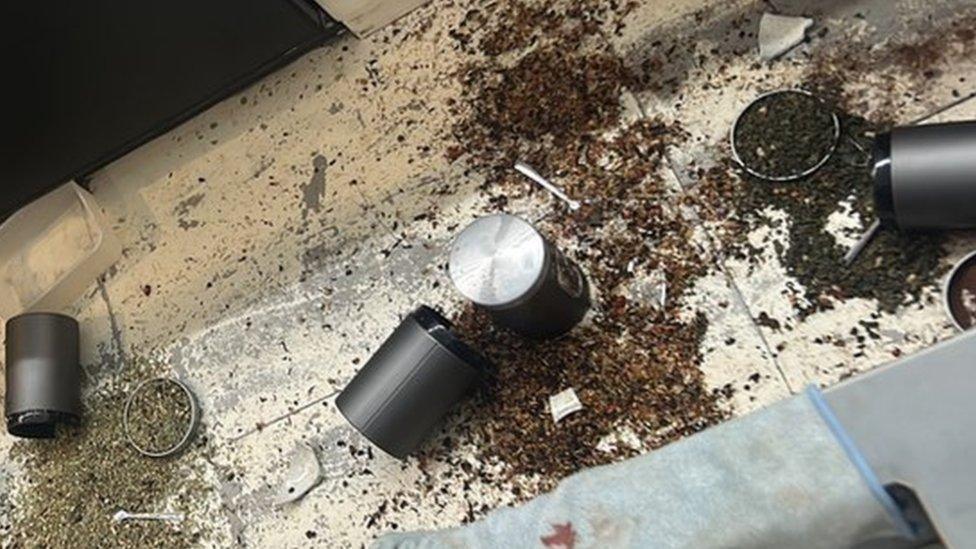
[[449, 213, 590, 338], [873, 120, 976, 231], [336, 306, 490, 459], [5, 312, 82, 438]]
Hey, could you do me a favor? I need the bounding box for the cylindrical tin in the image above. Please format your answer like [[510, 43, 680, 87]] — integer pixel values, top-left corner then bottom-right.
[[335, 306, 490, 459], [873, 120, 976, 231], [448, 213, 590, 338], [5, 312, 82, 438], [944, 250, 976, 331]]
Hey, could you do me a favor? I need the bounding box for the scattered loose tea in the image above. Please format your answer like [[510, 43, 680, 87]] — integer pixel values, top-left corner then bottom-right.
[[5, 357, 216, 548], [695, 104, 947, 316], [126, 378, 195, 456], [733, 90, 837, 179], [439, 0, 729, 488], [451, 1, 640, 176]]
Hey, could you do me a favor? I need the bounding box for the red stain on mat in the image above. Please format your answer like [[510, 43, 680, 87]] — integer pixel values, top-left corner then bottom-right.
[[540, 522, 577, 548]]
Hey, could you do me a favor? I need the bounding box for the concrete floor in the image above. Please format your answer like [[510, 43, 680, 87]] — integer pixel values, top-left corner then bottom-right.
[[3, 0, 976, 546]]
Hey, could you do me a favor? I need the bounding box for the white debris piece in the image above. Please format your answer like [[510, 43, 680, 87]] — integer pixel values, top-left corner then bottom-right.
[[626, 268, 668, 310], [273, 442, 323, 507], [619, 88, 647, 123], [758, 13, 814, 61], [549, 388, 583, 423], [596, 426, 645, 454]]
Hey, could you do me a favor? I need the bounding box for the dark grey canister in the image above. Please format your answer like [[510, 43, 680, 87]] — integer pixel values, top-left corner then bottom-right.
[[335, 306, 490, 459], [873, 120, 976, 230], [5, 313, 82, 438], [448, 213, 590, 338]]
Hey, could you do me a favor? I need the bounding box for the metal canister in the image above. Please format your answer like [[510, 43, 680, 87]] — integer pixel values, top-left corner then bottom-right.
[[448, 213, 590, 338], [873, 120, 976, 230], [5, 312, 82, 438], [335, 305, 490, 459]]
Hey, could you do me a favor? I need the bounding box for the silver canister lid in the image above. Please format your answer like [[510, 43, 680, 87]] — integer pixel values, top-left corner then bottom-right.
[[448, 213, 546, 307]]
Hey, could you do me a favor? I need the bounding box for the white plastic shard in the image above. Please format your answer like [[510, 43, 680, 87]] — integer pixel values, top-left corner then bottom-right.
[[273, 442, 323, 507], [549, 388, 584, 423], [759, 13, 814, 61]]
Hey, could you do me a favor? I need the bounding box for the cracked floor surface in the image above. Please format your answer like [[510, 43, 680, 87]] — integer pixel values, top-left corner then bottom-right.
[[2, 0, 976, 546]]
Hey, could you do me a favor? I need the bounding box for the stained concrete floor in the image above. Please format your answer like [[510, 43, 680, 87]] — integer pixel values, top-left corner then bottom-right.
[[3, 0, 976, 546]]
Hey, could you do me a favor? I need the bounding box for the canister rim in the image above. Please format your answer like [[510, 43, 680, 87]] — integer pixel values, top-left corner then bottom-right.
[[412, 305, 493, 379]]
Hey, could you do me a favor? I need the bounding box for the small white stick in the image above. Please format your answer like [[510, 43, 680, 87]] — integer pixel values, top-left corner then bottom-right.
[[113, 510, 185, 523], [843, 218, 881, 266], [514, 162, 581, 211]]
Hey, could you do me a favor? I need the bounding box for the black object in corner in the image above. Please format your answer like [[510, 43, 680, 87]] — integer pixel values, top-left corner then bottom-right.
[[0, 0, 342, 221]]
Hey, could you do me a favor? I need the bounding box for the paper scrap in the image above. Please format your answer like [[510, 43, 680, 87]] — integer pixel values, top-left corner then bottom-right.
[[549, 388, 583, 423]]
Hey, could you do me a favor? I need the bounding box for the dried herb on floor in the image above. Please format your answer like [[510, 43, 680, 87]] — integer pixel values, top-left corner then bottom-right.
[[733, 91, 837, 179], [693, 103, 946, 316], [442, 120, 730, 485], [4, 357, 217, 548], [454, 305, 727, 483], [455, 44, 634, 172], [451, 0, 639, 175], [126, 378, 194, 455], [438, 0, 729, 487]]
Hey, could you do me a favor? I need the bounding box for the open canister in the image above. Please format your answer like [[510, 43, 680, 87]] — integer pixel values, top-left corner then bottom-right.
[[5, 312, 82, 438], [448, 213, 590, 338], [336, 306, 490, 459]]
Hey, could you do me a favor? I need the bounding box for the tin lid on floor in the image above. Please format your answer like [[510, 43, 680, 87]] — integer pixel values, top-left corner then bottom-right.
[[448, 213, 546, 307]]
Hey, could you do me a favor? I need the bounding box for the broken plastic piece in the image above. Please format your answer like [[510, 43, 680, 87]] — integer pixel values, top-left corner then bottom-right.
[[549, 388, 583, 423], [758, 13, 813, 61], [273, 443, 322, 506], [0, 182, 121, 323]]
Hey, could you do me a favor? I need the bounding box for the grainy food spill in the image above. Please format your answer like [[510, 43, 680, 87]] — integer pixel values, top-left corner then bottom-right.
[[448, 122, 732, 482], [451, 0, 638, 175], [126, 378, 194, 455], [5, 358, 215, 548], [693, 96, 946, 316], [733, 90, 837, 179], [438, 0, 730, 486]]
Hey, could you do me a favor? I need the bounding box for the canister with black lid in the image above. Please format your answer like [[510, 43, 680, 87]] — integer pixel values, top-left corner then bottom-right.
[[5, 312, 82, 438]]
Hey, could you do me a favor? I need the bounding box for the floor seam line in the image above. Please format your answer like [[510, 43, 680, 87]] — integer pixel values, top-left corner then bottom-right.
[[228, 389, 340, 444], [97, 278, 128, 371], [662, 150, 796, 395]]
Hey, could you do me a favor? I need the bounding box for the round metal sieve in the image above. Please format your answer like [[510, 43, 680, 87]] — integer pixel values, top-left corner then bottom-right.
[[730, 89, 841, 181], [124, 377, 200, 458]]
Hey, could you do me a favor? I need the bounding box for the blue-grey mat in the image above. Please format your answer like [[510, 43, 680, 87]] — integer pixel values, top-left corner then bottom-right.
[[377, 389, 916, 548]]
